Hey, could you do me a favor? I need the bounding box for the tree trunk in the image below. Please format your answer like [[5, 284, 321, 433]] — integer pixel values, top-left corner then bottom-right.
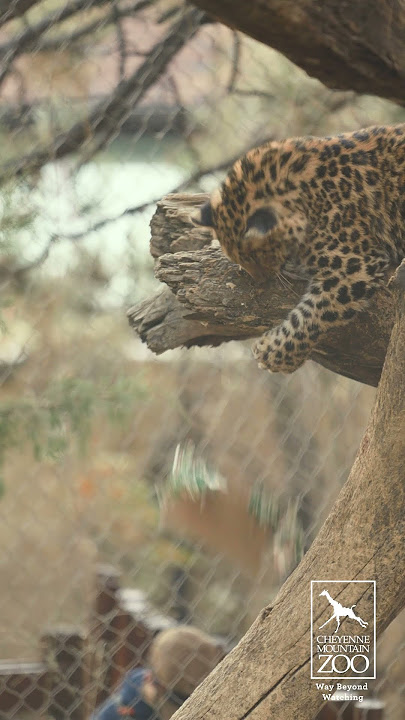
[[168, 260, 405, 720], [128, 194, 395, 387], [193, 0, 405, 105]]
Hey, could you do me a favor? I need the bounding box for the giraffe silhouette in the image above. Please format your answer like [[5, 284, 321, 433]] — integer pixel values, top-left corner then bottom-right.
[[319, 590, 368, 633]]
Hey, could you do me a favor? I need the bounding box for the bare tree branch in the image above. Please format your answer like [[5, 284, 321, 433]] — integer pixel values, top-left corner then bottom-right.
[[0, 0, 153, 87], [0, 6, 204, 184], [35, 151, 257, 248], [10, 0, 154, 55], [113, 0, 127, 83], [0, 0, 115, 86], [0, 0, 43, 28], [231, 88, 275, 100], [226, 31, 241, 93]]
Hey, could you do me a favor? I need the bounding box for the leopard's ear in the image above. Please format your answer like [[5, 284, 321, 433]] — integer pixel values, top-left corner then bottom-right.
[[191, 201, 214, 227], [245, 208, 277, 237]]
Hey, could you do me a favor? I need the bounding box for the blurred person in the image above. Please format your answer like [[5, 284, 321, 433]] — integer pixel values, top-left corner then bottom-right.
[[91, 625, 225, 720]]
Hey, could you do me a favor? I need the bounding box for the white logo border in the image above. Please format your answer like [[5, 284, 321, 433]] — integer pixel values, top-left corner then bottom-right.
[[310, 580, 376, 681]]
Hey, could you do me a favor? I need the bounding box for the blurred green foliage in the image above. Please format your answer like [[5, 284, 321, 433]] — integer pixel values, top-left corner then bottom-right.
[[0, 375, 146, 467]]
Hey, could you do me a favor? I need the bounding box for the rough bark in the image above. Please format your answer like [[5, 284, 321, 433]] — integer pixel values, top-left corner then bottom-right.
[[193, 0, 405, 105], [168, 260, 405, 720], [128, 194, 395, 387]]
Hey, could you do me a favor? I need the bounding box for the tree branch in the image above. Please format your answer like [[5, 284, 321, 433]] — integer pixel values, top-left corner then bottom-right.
[[38, 151, 255, 248], [128, 194, 395, 387], [0, 0, 43, 28], [168, 259, 405, 719], [0, 0, 152, 58], [192, 0, 405, 105], [0, 0, 115, 86], [0, 5, 204, 183]]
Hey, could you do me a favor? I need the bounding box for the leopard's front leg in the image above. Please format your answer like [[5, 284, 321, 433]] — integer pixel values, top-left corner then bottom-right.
[[252, 280, 347, 373], [252, 245, 389, 373]]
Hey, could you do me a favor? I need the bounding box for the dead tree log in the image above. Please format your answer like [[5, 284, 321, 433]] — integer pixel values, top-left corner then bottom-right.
[[128, 194, 395, 387], [193, 0, 405, 105], [167, 260, 405, 720]]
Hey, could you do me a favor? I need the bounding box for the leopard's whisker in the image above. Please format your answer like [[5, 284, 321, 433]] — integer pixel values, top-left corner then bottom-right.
[[281, 272, 294, 289], [276, 272, 293, 292]]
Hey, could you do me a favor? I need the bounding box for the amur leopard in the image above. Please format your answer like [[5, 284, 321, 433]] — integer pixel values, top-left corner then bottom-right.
[[193, 124, 405, 373]]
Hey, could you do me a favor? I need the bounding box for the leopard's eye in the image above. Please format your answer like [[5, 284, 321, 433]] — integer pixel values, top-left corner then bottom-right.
[[246, 208, 277, 235]]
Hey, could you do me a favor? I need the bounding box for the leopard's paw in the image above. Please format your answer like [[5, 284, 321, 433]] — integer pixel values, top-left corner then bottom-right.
[[252, 334, 307, 374]]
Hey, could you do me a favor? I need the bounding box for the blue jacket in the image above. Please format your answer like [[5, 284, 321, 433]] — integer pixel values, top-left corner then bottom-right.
[[91, 668, 156, 720]]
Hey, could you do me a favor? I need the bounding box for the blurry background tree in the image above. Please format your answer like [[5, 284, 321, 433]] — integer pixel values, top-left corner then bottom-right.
[[0, 2, 404, 718]]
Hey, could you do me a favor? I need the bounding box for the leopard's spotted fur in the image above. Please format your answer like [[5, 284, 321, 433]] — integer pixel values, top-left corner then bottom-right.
[[193, 125, 405, 373]]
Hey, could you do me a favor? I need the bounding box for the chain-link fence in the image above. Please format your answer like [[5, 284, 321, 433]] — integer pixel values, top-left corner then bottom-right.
[[0, 2, 404, 719]]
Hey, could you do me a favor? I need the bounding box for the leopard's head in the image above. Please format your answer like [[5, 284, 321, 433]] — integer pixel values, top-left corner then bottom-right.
[[192, 146, 307, 282]]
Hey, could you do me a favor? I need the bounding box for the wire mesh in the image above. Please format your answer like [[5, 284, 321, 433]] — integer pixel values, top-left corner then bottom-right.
[[0, 2, 403, 719]]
